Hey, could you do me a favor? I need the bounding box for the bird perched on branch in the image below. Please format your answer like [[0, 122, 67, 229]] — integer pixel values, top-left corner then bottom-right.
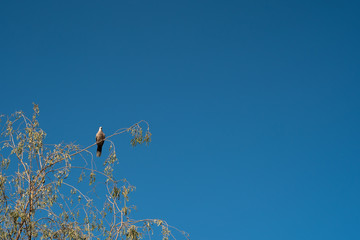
[[96, 126, 105, 157]]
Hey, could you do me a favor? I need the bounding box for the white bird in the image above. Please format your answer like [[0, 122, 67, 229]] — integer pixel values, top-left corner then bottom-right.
[[95, 126, 105, 157]]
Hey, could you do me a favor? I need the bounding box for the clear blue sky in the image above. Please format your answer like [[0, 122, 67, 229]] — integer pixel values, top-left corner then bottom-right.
[[1, 0, 360, 239]]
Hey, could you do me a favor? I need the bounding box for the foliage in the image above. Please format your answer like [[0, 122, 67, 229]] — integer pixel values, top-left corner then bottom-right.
[[0, 104, 188, 240]]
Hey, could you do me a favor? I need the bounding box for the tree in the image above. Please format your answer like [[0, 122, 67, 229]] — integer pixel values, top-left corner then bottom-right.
[[0, 104, 188, 240]]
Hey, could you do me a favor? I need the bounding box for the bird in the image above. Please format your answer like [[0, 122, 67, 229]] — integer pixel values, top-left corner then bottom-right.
[[95, 126, 105, 157]]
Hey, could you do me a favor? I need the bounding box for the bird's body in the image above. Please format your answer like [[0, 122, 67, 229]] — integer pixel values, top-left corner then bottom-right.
[[96, 127, 105, 157]]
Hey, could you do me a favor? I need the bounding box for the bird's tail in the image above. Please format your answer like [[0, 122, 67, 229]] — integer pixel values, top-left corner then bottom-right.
[[97, 145, 102, 157]]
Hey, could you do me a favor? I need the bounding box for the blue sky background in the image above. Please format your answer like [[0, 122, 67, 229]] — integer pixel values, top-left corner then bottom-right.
[[1, 0, 360, 239]]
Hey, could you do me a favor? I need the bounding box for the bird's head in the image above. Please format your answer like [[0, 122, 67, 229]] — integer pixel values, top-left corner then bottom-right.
[[99, 126, 103, 131]]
